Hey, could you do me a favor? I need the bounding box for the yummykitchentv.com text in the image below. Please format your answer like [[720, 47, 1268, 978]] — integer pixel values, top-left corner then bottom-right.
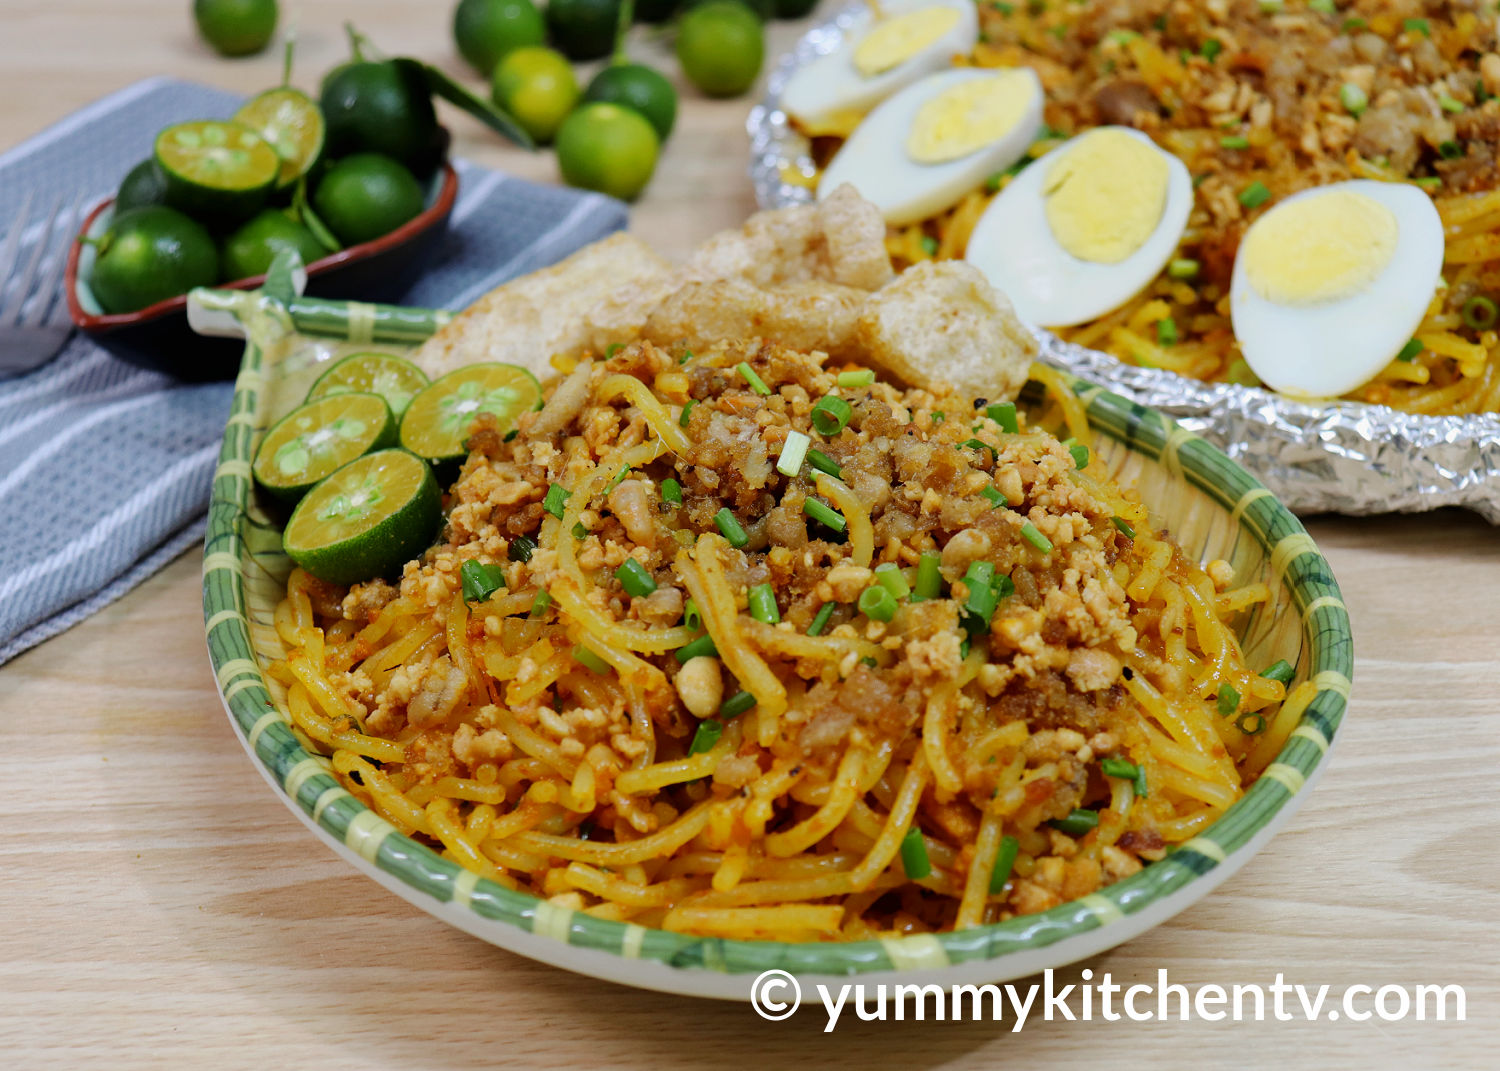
[[749, 969, 1466, 1031]]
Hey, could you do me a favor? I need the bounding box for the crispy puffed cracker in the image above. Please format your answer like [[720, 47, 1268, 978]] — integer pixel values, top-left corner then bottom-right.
[[410, 233, 673, 379], [854, 260, 1037, 402], [642, 278, 868, 359]]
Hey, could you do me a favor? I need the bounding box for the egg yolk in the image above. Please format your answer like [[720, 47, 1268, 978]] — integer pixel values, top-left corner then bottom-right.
[[906, 72, 1036, 164], [853, 7, 961, 77], [1242, 191, 1398, 306], [1043, 129, 1169, 264]]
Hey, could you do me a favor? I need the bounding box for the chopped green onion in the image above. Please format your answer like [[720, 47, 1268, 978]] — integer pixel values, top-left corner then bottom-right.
[[1064, 439, 1090, 469], [912, 553, 943, 602], [714, 507, 749, 548], [679, 349, 694, 365], [962, 438, 998, 465], [1157, 317, 1179, 346], [986, 401, 1019, 434], [572, 645, 611, 675], [1020, 521, 1053, 553], [736, 362, 771, 396], [803, 498, 846, 532], [985, 171, 1006, 192], [661, 477, 683, 504], [1217, 682, 1240, 717], [530, 590, 552, 617], [811, 395, 853, 436], [837, 369, 876, 388], [1219, 134, 1249, 150], [807, 449, 842, 478], [1112, 517, 1136, 538], [1308, 0, 1334, 12], [874, 562, 911, 600], [460, 560, 506, 603], [543, 483, 570, 519], [989, 834, 1020, 894], [683, 598, 701, 631], [1236, 711, 1268, 736], [1168, 258, 1200, 280], [1049, 809, 1099, 837], [1260, 659, 1295, 686], [675, 634, 718, 664], [1200, 38, 1222, 61], [720, 690, 757, 719], [899, 827, 931, 879], [508, 535, 536, 563], [1106, 28, 1139, 44], [1462, 296, 1498, 330], [679, 400, 697, 427], [1101, 756, 1139, 781], [858, 584, 898, 622], [616, 558, 657, 598], [605, 464, 630, 493], [980, 486, 1006, 509], [1342, 16, 1366, 31], [961, 561, 998, 625], [572, 521, 588, 540], [777, 430, 811, 478], [689, 719, 722, 755], [1439, 140, 1464, 160], [1134, 766, 1149, 798], [1403, 16, 1429, 35], [1238, 180, 1272, 209], [807, 601, 836, 636], [748, 582, 780, 624], [1257, 0, 1283, 11], [1396, 338, 1424, 363], [605, 343, 622, 359], [920, 235, 939, 255], [1441, 94, 1468, 115], [1339, 82, 1368, 116], [931, 411, 946, 425]]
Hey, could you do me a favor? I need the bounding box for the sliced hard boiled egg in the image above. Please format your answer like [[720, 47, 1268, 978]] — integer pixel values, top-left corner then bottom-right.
[[780, 0, 979, 134], [1230, 181, 1444, 399], [816, 67, 1044, 226], [965, 126, 1194, 327]]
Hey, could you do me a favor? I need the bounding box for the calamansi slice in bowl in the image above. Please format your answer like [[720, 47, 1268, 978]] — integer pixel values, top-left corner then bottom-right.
[[282, 449, 442, 587], [306, 352, 430, 419], [399, 362, 542, 463], [154, 118, 281, 221], [233, 87, 326, 190], [252, 392, 397, 502]]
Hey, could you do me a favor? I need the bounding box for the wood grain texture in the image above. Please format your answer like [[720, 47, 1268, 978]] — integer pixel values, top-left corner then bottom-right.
[[1, 3, 1497, 1067]]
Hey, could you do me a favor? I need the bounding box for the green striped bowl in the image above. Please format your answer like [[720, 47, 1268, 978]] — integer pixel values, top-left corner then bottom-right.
[[193, 284, 1353, 999]]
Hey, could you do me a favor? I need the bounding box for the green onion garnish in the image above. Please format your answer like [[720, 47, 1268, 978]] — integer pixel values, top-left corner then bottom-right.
[[605, 343, 622, 359], [803, 498, 846, 532], [675, 634, 718, 664], [737, 362, 771, 396], [714, 507, 749, 548], [661, 477, 683, 504], [679, 400, 697, 427], [683, 598, 701, 631], [1219, 134, 1249, 150], [920, 235, 939, 255], [689, 719, 722, 755], [1217, 682, 1240, 716], [899, 827, 932, 879], [1157, 317, 1179, 346], [912, 552, 942, 602], [720, 691, 757, 719], [572, 521, 588, 540], [838, 369, 876, 388], [807, 449, 841, 478], [858, 584, 898, 622], [989, 834, 1020, 894], [1308, 0, 1334, 12], [616, 558, 657, 598], [874, 562, 910, 600], [1200, 38, 1222, 62], [748, 582, 780, 624], [963, 438, 998, 465], [1257, 0, 1282, 12], [1260, 659, 1295, 686], [807, 601, 836, 636], [460, 560, 506, 603], [1065, 439, 1089, 469], [1236, 712, 1268, 736], [1112, 517, 1136, 538], [811, 395, 853, 436], [980, 486, 1005, 509], [530, 590, 552, 617], [572, 645, 611, 675], [1462, 296, 1498, 331], [1403, 16, 1429, 35], [961, 561, 998, 624], [932, 411, 946, 424], [1049, 809, 1099, 836], [508, 535, 536, 563], [1396, 338, 1423, 362], [1439, 140, 1465, 160], [1339, 82, 1368, 116], [679, 349, 694, 365], [1238, 180, 1272, 209], [543, 483, 570, 519], [986, 401, 1019, 434], [1101, 756, 1139, 781], [777, 430, 811, 478], [1168, 258, 1200, 280], [1020, 521, 1053, 553], [1342, 16, 1366, 31], [605, 464, 630, 493]]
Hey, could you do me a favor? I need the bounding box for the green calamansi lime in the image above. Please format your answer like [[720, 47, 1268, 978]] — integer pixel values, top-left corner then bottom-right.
[[320, 59, 439, 172], [555, 102, 660, 201], [116, 158, 168, 212], [453, 0, 547, 75], [222, 209, 331, 280], [193, 0, 278, 57], [233, 87, 326, 189], [491, 46, 581, 144], [306, 352, 430, 418], [583, 63, 677, 141], [253, 392, 398, 502], [400, 363, 543, 462], [546, 0, 622, 61], [677, 1, 765, 98], [89, 206, 220, 314], [283, 449, 443, 586], [312, 153, 425, 246], [154, 119, 280, 222]]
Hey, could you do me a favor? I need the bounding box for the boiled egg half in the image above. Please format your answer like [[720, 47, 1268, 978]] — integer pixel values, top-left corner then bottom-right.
[[781, 0, 979, 133], [965, 127, 1193, 327], [817, 67, 1044, 226], [1230, 181, 1445, 399]]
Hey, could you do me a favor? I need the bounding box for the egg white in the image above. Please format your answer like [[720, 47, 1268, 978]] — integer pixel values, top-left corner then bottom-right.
[[964, 127, 1194, 328], [817, 68, 1044, 226], [1230, 181, 1445, 399], [781, 0, 980, 129]]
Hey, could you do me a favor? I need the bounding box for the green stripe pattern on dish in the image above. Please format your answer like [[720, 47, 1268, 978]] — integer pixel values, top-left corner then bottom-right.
[[306, 352, 430, 419], [399, 362, 543, 463], [282, 448, 442, 586], [252, 391, 397, 502]]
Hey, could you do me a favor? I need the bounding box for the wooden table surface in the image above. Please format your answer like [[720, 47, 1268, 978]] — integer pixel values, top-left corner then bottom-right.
[[2, 3, 1497, 1068]]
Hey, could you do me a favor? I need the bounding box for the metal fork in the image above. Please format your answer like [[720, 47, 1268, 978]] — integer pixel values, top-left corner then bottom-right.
[[0, 191, 87, 376]]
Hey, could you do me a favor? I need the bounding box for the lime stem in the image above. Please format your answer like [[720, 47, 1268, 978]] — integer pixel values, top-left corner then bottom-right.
[[281, 31, 296, 86], [613, 0, 635, 64], [345, 21, 366, 62]]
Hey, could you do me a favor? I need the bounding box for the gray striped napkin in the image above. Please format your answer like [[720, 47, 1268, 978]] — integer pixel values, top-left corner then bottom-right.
[[0, 77, 628, 664]]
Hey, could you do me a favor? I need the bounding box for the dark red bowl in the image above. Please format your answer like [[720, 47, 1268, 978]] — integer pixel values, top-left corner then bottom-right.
[[67, 161, 459, 381]]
